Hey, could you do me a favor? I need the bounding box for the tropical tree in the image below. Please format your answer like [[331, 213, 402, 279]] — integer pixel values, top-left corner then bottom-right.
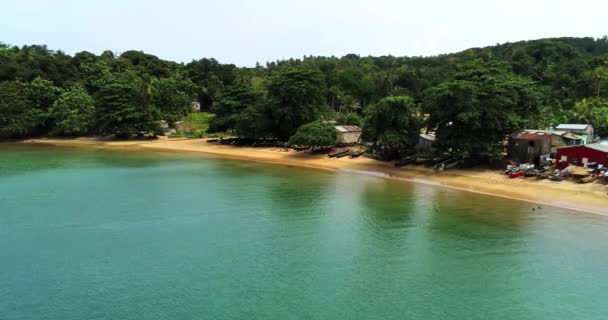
[[152, 74, 196, 123], [424, 63, 542, 160], [0, 81, 43, 138], [23, 77, 62, 132], [208, 85, 259, 133], [266, 65, 329, 139], [592, 66, 608, 97], [95, 72, 161, 137], [334, 111, 363, 127], [573, 97, 608, 135], [49, 85, 96, 135], [288, 121, 337, 147], [233, 105, 271, 139], [361, 96, 422, 159]]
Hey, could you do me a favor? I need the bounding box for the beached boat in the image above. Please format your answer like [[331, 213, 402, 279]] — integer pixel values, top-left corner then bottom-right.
[[577, 175, 597, 184], [524, 169, 539, 177], [395, 156, 416, 167], [206, 139, 219, 143], [432, 155, 452, 165], [415, 157, 431, 165], [443, 159, 460, 171], [509, 170, 525, 178], [335, 150, 352, 158], [219, 138, 237, 145], [537, 171, 552, 179], [328, 149, 350, 158], [434, 157, 455, 170], [312, 146, 334, 154], [293, 146, 310, 151], [350, 150, 365, 158]]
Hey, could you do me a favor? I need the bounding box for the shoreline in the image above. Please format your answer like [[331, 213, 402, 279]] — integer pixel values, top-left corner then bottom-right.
[[8, 137, 608, 215]]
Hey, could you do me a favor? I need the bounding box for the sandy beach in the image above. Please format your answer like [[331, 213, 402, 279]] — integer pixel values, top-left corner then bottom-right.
[[12, 137, 608, 215]]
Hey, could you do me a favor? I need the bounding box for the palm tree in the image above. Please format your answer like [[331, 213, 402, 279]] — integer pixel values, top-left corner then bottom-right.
[[384, 73, 398, 96], [593, 66, 608, 97], [573, 98, 593, 124]]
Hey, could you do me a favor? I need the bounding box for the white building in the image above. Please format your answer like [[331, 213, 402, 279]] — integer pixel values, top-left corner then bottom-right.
[[555, 124, 594, 144]]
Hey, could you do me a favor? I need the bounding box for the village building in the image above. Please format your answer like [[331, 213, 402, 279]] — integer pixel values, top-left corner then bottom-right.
[[191, 101, 201, 112], [555, 124, 594, 144], [556, 141, 608, 167], [335, 125, 361, 144], [507, 130, 582, 165]]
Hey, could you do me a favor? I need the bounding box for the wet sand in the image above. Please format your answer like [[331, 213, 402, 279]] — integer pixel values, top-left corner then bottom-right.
[[14, 137, 608, 215]]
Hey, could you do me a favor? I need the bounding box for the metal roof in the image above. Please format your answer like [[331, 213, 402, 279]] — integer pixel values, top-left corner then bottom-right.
[[335, 125, 361, 133], [556, 124, 591, 130], [559, 140, 608, 153], [419, 133, 436, 141], [514, 129, 582, 140], [511, 132, 552, 140], [585, 140, 608, 153], [524, 129, 567, 135]]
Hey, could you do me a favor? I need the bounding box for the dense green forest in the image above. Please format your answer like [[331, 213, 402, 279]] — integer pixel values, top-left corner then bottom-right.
[[1, 37, 608, 160]]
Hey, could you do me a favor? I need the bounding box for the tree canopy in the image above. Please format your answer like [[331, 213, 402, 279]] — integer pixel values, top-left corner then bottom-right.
[[1, 37, 608, 161], [288, 121, 337, 147], [424, 63, 542, 159], [362, 96, 422, 159], [49, 85, 95, 136]]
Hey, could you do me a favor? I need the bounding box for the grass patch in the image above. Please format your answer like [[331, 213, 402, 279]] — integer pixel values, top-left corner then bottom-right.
[[182, 112, 215, 133], [170, 112, 227, 139]]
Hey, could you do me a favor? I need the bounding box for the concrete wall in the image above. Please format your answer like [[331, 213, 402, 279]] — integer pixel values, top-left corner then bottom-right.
[[338, 131, 361, 144]]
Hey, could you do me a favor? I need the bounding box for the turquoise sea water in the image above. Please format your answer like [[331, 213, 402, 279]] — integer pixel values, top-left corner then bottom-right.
[[1, 145, 608, 320]]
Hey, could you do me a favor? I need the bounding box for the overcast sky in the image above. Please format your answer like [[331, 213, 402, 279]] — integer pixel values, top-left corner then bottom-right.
[[2, 0, 607, 66]]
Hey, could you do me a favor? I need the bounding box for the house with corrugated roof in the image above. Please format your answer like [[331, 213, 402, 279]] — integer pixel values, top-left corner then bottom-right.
[[507, 130, 583, 165], [555, 124, 594, 144], [335, 125, 361, 144]]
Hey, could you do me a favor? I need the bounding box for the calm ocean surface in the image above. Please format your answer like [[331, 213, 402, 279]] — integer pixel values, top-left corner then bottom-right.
[[1, 145, 608, 320]]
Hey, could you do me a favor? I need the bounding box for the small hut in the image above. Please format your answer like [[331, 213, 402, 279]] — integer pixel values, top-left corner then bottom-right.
[[335, 125, 361, 144], [508, 130, 583, 165]]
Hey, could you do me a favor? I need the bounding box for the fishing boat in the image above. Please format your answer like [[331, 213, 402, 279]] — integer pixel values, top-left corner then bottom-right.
[[415, 157, 431, 165], [350, 150, 365, 158], [312, 146, 334, 154], [335, 150, 352, 158], [537, 171, 552, 179], [433, 157, 455, 170], [395, 156, 416, 167], [219, 138, 238, 145], [328, 149, 351, 158], [524, 168, 539, 177], [509, 170, 525, 178], [443, 159, 460, 171], [549, 175, 564, 182], [432, 155, 452, 165], [206, 139, 219, 143], [578, 175, 597, 184]]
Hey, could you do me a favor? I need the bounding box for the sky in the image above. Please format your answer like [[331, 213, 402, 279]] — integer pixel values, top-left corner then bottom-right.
[[2, 0, 607, 67]]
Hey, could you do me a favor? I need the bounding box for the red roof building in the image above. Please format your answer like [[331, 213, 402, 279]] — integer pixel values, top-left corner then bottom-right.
[[556, 141, 608, 166]]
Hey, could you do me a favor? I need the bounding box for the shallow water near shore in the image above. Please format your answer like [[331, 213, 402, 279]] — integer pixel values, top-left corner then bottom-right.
[[2, 145, 608, 320]]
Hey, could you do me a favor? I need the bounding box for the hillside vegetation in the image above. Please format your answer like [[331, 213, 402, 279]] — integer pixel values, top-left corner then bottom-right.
[[1, 37, 607, 160]]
